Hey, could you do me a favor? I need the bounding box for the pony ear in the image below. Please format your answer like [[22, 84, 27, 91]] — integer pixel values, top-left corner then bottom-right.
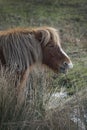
[[34, 31, 42, 42], [34, 29, 50, 46]]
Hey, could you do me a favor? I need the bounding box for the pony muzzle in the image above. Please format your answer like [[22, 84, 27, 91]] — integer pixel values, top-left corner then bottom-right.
[[67, 62, 73, 69], [59, 61, 73, 73]]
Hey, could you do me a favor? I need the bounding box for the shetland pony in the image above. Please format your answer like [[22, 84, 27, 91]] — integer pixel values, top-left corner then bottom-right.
[[0, 27, 73, 95]]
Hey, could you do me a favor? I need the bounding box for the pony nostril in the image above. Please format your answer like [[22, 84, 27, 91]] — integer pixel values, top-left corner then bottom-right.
[[63, 62, 68, 66], [63, 62, 73, 69]]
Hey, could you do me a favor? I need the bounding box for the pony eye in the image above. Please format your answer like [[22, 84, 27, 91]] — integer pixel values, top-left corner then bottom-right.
[[48, 44, 54, 48]]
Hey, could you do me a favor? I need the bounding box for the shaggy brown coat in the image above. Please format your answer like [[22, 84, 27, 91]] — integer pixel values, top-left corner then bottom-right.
[[0, 27, 60, 72]]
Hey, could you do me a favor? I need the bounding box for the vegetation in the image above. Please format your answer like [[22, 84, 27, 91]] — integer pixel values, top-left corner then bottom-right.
[[0, 0, 87, 130]]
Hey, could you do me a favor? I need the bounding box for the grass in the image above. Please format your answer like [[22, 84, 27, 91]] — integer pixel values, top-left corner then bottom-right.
[[0, 67, 87, 130], [0, 0, 87, 129], [0, 0, 87, 30]]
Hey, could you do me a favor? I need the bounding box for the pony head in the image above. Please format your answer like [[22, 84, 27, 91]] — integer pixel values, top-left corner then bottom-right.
[[34, 27, 73, 73]]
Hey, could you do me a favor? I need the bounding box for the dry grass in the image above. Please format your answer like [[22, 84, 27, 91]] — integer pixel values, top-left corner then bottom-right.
[[46, 88, 87, 130], [0, 66, 87, 130], [0, 66, 49, 130]]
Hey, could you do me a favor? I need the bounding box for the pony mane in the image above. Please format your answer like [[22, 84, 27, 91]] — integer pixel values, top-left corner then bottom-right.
[[33, 27, 60, 46], [0, 27, 60, 46], [0, 27, 60, 72]]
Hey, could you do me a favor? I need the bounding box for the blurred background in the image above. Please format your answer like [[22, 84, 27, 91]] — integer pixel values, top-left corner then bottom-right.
[[0, 0, 87, 130]]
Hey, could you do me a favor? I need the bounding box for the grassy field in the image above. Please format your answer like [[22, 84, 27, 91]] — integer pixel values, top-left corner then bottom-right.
[[0, 0, 87, 130]]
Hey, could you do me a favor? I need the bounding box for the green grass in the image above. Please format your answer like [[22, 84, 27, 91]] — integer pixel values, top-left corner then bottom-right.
[[0, 0, 87, 30]]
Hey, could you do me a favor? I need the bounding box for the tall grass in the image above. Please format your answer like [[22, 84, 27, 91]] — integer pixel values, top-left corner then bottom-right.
[[0, 66, 49, 130], [0, 65, 87, 130]]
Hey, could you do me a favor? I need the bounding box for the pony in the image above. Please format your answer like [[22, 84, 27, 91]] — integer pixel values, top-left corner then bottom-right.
[[0, 27, 73, 96]]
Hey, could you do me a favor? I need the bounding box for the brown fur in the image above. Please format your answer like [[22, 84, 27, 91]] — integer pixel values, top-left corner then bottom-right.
[[0, 27, 72, 99]]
